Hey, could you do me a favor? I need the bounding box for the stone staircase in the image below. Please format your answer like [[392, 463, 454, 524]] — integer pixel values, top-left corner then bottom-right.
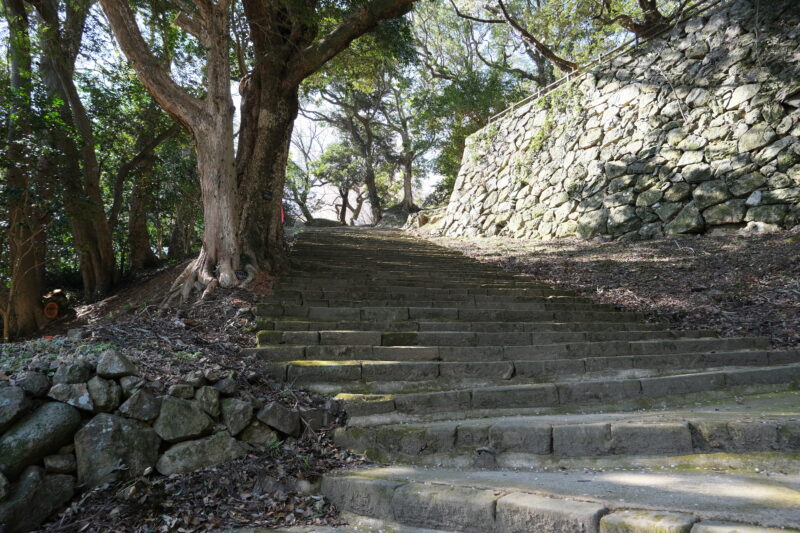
[[251, 227, 800, 533]]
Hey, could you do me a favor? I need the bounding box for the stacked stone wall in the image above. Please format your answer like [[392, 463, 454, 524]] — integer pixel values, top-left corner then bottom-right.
[[441, 0, 800, 240]]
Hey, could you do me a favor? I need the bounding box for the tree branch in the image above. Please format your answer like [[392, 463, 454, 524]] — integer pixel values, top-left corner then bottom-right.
[[495, 0, 578, 72], [288, 0, 421, 87], [99, 0, 204, 131]]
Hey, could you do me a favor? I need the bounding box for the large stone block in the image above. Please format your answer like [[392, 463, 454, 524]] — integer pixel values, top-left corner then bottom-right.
[[75, 413, 160, 488], [0, 402, 81, 478], [392, 483, 497, 532], [601, 510, 697, 533], [497, 492, 608, 533]]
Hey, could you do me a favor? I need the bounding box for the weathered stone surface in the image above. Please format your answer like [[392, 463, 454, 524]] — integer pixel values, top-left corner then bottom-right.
[[497, 491, 607, 533], [0, 472, 8, 501], [87, 376, 121, 412], [155, 432, 248, 476], [48, 383, 94, 411], [257, 402, 301, 437], [52, 362, 90, 385], [601, 510, 696, 533], [239, 421, 279, 446], [392, 483, 497, 532], [665, 203, 704, 234], [168, 383, 195, 399], [96, 349, 138, 378], [221, 398, 253, 436], [195, 386, 221, 417], [214, 376, 239, 396], [703, 200, 746, 225], [0, 402, 81, 478], [43, 454, 76, 474], [75, 414, 160, 488], [15, 371, 50, 398], [118, 389, 161, 422], [745, 204, 788, 224], [0, 466, 75, 533], [739, 123, 776, 153], [0, 387, 31, 434], [153, 397, 214, 443]]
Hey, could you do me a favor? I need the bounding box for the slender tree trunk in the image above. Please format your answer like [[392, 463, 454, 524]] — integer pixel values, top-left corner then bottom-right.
[[363, 160, 382, 223], [128, 164, 159, 272], [401, 156, 418, 212], [351, 191, 367, 224], [3, 0, 44, 339], [338, 188, 350, 225], [36, 0, 116, 300], [167, 205, 196, 260]]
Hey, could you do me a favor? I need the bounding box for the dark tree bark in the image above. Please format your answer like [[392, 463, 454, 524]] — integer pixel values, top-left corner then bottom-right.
[[127, 161, 160, 272], [33, 0, 117, 300], [2, 0, 45, 339]]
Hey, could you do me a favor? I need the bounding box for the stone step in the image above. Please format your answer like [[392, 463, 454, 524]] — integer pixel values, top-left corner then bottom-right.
[[255, 319, 667, 334], [320, 466, 800, 532], [334, 405, 800, 465], [261, 298, 615, 312], [256, 329, 715, 347], [258, 350, 800, 392], [270, 287, 589, 300], [274, 279, 568, 291], [335, 364, 800, 418], [255, 305, 645, 323], [250, 337, 772, 362], [268, 292, 593, 307]]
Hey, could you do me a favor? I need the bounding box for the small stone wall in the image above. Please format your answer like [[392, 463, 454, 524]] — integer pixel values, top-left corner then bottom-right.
[[0, 350, 337, 532], [441, 0, 800, 240]]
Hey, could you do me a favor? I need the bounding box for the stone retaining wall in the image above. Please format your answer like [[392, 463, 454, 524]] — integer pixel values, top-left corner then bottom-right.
[[0, 350, 337, 532], [440, 0, 800, 240]]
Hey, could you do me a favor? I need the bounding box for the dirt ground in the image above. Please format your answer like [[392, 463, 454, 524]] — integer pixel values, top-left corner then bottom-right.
[[431, 231, 800, 348]]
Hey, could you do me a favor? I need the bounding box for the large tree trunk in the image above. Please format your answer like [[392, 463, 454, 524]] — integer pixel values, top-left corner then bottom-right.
[[170, 118, 240, 300], [236, 76, 298, 273]]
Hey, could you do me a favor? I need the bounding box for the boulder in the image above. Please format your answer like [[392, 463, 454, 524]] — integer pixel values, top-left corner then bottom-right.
[[0, 402, 81, 478], [168, 384, 195, 399], [738, 123, 776, 153], [96, 349, 138, 378], [43, 454, 76, 475], [257, 402, 301, 437], [221, 398, 253, 436], [48, 383, 94, 411], [214, 377, 238, 396], [0, 466, 75, 533], [119, 376, 145, 397], [0, 387, 31, 434], [74, 414, 160, 489], [239, 421, 279, 447], [153, 397, 213, 442], [118, 389, 161, 422], [195, 386, 221, 417], [693, 180, 731, 210], [703, 200, 747, 225], [15, 372, 50, 398], [0, 472, 8, 501], [155, 432, 248, 476], [87, 376, 121, 413], [52, 362, 90, 385], [665, 203, 704, 234]]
